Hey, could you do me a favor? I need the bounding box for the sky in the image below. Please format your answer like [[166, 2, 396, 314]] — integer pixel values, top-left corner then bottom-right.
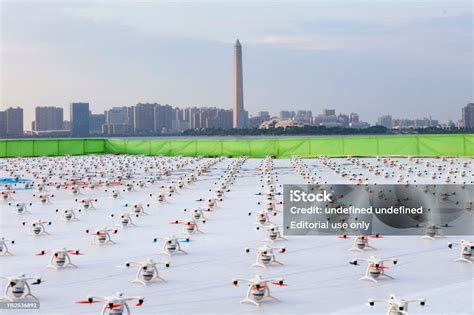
[[1, 0, 473, 128]]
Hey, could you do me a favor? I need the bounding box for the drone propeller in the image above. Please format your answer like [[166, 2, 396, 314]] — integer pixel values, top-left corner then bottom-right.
[[271, 281, 287, 286], [76, 300, 100, 304]]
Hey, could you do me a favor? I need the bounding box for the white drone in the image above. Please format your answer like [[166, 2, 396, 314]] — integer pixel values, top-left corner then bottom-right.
[[257, 224, 287, 242], [419, 223, 446, 240], [76, 198, 97, 210], [123, 258, 170, 286], [86, 227, 118, 245], [249, 210, 275, 227], [245, 244, 286, 268], [56, 208, 80, 222], [170, 219, 204, 237], [22, 220, 52, 236], [131, 203, 149, 216], [111, 213, 138, 228], [9, 202, 32, 214], [448, 240, 473, 263], [106, 189, 121, 199], [153, 235, 189, 255], [0, 274, 42, 301], [339, 234, 382, 252], [184, 208, 208, 222], [232, 275, 286, 307], [76, 292, 144, 315], [1, 190, 15, 201], [36, 248, 82, 270], [350, 256, 398, 284], [367, 294, 425, 315], [0, 237, 15, 256], [33, 193, 54, 204]]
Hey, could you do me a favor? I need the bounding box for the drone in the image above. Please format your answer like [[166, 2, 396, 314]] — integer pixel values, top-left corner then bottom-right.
[[257, 199, 283, 213], [76, 292, 144, 315], [22, 220, 52, 236], [33, 193, 54, 204], [350, 256, 398, 284], [249, 210, 275, 227], [1, 190, 15, 201], [448, 240, 473, 263], [339, 234, 382, 252], [232, 275, 286, 307], [257, 224, 287, 242], [76, 198, 98, 210], [111, 213, 138, 228], [184, 208, 208, 222], [9, 202, 32, 214], [105, 189, 121, 199], [131, 203, 149, 216], [86, 227, 118, 245], [153, 235, 189, 255], [367, 294, 425, 315], [70, 186, 82, 196], [56, 208, 80, 222], [36, 248, 82, 270], [170, 219, 204, 237], [0, 274, 42, 301], [419, 223, 446, 240], [123, 258, 170, 286], [245, 244, 286, 268], [0, 237, 15, 256]]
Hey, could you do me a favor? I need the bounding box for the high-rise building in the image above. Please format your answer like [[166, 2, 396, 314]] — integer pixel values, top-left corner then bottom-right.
[[134, 103, 155, 134], [377, 115, 393, 129], [462, 103, 474, 128], [280, 111, 295, 119], [35, 106, 63, 131], [233, 39, 246, 128], [0, 111, 7, 137], [89, 113, 105, 134], [6, 107, 23, 136], [70, 103, 90, 136]]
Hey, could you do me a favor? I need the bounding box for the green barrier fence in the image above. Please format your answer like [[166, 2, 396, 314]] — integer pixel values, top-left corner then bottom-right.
[[0, 134, 472, 158]]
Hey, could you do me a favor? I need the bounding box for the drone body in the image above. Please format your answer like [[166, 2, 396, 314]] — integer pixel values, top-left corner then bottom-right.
[[0, 274, 42, 302], [232, 275, 286, 307]]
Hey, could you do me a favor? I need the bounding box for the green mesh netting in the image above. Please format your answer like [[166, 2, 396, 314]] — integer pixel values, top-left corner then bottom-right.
[[0, 135, 472, 158]]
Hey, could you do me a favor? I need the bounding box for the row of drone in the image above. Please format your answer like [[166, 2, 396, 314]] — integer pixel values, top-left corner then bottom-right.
[[1, 156, 243, 314]]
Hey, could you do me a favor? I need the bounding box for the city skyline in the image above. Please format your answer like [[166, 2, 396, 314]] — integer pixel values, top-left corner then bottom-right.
[[2, 1, 472, 128]]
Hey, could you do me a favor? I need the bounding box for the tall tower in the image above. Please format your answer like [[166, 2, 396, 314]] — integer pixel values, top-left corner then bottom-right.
[[233, 39, 245, 128]]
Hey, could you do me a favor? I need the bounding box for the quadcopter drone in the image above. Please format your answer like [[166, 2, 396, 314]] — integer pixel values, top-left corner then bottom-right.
[[448, 240, 473, 263], [367, 294, 425, 315], [76, 292, 144, 315], [232, 275, 286, 307], [350, 256, 398, 284], [170, 219, 204, 237], [184, 208, 209, 222], [56, 208, 80, 222], [123, 258, 170, 286], [22, 220, 52, 236], [249, 210, 275, 228], [9, 202, 32, 214], [111, 213, 138, 228], [257, 224, 287, 242], [0, 274, 42, 301], [76, 198, 98, 210], [245, 244, 286, 268], [33, 193, 54, 204], [1, 190, 15, 201], [86, 227, 118, 245], [36, 248, 82, 270], [339, 234, 382, 252], [153, 235, 189, 255], [0, 237, 15, 256]]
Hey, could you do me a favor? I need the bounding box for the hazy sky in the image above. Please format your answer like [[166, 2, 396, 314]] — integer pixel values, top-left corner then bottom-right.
[[1, 0, 472, 128]]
